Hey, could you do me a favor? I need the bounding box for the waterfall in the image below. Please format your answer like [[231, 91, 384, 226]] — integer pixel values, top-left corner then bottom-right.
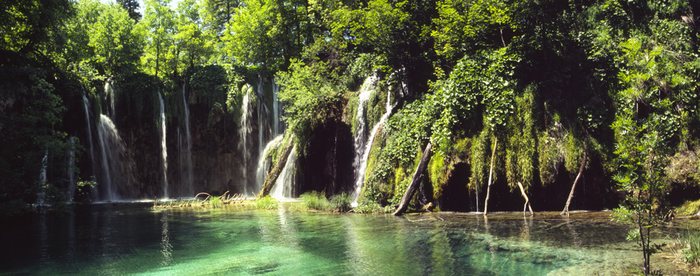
[[82, 92, 96, 170], [351, 76, 378, 206], [352, 76, 378, 175], [97, 114, 126, 201], [256, 135, 284, 192], [36, 150, 48, 206], [181, 85, 194, 196], [272, 80, 280, 137], [67, 137, 77, 202], [351, 85, 394, 207], [104, 80, 116, 119], [271, 145, 297, 199], [239, 89, 253, 195], [256, 78, 265, 179], [159, 93, 168, 198]]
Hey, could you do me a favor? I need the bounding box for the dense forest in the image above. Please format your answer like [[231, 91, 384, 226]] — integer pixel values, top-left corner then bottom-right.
[[3, 0, 700, 218]]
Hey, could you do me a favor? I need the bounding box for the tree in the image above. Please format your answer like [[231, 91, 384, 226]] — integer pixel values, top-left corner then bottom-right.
[[89, 3, 143, 77], [612, 33, 696, 275], [0, 0, 72, 54], [117, 0, 141, 21], [174, 0, 214, 72], [138, 0, 176, 79]]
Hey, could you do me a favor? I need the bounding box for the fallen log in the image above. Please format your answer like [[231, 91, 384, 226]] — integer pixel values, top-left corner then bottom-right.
[[393, 142, 433, 216], [258, 139, 294, 198]]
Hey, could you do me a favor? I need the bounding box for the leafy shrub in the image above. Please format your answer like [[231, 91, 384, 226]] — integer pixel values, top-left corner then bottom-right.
[[683, 232, 700, 265], [353, 200, 392, 214], [330, 193, 352, 212], [300, 192, 331, 211], [255, 196, 278, 210]]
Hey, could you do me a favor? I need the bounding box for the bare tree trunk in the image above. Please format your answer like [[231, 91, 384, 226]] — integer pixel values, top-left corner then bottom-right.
[[483, 137, 498, 217], [393, 143, 433, 216], [257, 140, 293, 198], [516, 181, 534, 215], [561, 153, 586, 216]]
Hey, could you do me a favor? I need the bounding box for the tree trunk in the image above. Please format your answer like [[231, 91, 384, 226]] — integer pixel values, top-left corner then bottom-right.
[[257, 140, 293, 198], [516, 181, 534, 215], [483, 137, 498, 217], [393, 143, 433, 216], [561, 153, 586, 216]]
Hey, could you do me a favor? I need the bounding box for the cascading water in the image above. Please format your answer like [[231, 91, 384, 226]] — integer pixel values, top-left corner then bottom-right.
[[351, 76, 378, 206], [239, 89, 253, 195], [97, 114, 126, 201], [352, 76, 378, 174], [82, 92, 96, 170], [104, 80, 116, 119], [352, 83, 394, 207], [66, 137, 77, 202], [159, 93, 168, 198], [272, 80, 280, 137], [37, 150, 48, 206], [256, 78, 265, 177], [181, 85, 194, 196], [255, 135, 283, 191], [271, 146, 297, 199]]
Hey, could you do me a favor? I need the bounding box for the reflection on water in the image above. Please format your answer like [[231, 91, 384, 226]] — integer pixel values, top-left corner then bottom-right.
[[160, 213, 172, 266], [1, 205, 697, 275]]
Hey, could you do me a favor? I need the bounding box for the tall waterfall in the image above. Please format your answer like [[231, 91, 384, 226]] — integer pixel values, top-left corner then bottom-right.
[[352, 83, 393, 207], [67, 137, 77, 202], [82, 92, 96, 170], [272, 81, 280, 137], [351, 76, 378, 206], [159, 94, 168, 198], [239, 90, 253, 195], [256, 78, 265, 178], [97, 114, 126, 201], [256, 135, 283, 191], [36, 150, 48, 206], [180, 85, 194, 196], [271, 146, 297, 199], [104, 80, 116, 118]]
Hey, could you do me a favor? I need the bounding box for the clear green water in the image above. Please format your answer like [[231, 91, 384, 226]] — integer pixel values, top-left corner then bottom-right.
[[0, 205, 672, 275]]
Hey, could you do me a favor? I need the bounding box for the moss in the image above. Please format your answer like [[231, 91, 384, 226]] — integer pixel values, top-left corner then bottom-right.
[[344, 92, 360, 136], [677, 199, 700, 216], [429, 151, 451, 200], [390, 148, 423, 206]]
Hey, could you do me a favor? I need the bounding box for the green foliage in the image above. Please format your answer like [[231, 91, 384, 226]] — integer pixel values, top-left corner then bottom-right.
[[0, 0, 72, 53], [300, 191, 331, 211], [138, 0, 176, 78], [89, 2, 143, 77], [683, 232, 700, 266], [667, 149, 700, 187], [428, 151, 449, 199], [353, 200, 392, 214], [330, 193, 352, 213], [469, 129, 489, 191], [255, 196, 278, 210], [432, 0, 518, 64], [277, 60, 344, 149], [676, 199, 700, 217], [505, 87, 536, 190], [0, 58, 67, 207]]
